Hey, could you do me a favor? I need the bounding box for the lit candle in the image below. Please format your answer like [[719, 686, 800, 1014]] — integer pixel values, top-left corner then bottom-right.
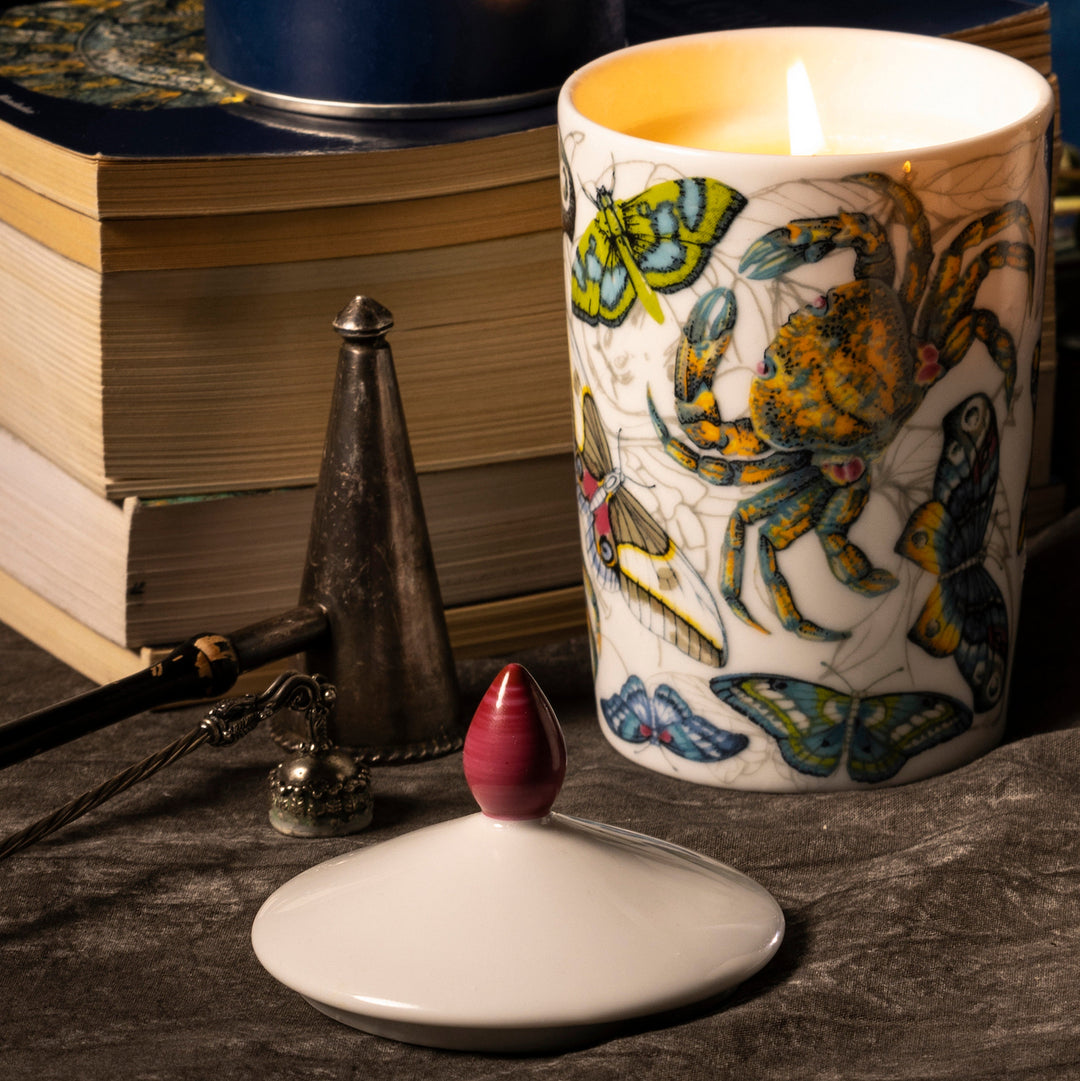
[[570, 29, 1010, 157], [623, 65, 971, 157], [786, 59, 826, 155]]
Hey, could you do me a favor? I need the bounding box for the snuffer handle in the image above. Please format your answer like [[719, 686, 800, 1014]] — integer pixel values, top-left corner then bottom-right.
[[0, 605, 328, 770]]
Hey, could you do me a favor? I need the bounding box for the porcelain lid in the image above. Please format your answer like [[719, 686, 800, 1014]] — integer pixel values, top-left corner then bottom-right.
[[251, 664, 784, 1052]]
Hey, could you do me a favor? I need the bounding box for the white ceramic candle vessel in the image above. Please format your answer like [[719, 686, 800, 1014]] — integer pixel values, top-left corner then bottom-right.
[[560, 28, 1054, 791], [251, 664, 784, 1052]]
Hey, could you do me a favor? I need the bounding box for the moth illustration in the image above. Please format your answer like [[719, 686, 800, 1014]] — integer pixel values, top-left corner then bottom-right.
[[710, 672, 973, 783], [576, 389, 727, 667], [895, 393, 1008, 711], [603, 676, 748, 763], [570, 176, 746, 327]]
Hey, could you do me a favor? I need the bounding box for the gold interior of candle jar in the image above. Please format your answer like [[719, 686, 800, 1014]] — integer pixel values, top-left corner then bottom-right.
[[569, 28, 1051, 153]]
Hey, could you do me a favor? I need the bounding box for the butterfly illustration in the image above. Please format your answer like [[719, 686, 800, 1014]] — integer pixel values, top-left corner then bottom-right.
[[709, 672, 973, 783], [895, 393, 1008, 712], [570, 176, 746, 327], [576, 389, 727, 667], [603, 676, 748, 763]]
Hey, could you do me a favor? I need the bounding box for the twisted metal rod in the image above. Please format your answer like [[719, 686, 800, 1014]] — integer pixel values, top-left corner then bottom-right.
[[0, 727, 211, 861], [0, 671, 333, 862]]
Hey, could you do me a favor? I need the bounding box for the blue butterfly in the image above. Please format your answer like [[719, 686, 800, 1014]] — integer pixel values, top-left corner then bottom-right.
[[709, 673, 972, 783], [602, 676, 748, 763], [570, 177, 746, 327], [895, 393, 1007, 712]]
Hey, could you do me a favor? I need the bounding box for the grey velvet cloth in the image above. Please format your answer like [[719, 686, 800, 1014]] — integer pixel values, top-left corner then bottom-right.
[[1, 514, 1078, 1080]]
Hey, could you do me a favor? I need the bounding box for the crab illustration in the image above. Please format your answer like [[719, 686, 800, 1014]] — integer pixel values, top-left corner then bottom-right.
[[648, 172, 1035, 641]]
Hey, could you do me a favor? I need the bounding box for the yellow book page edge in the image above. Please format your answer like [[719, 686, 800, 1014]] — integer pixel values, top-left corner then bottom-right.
[[0, 567, 143, 684], [0, 567, 587, 690]]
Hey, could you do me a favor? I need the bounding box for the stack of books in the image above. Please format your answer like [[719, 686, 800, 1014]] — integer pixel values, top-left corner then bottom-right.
[[0, 0, 1063, 691], [0, 1, 586, 687]]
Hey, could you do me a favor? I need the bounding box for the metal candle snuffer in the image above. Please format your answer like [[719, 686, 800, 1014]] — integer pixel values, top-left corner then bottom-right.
[[0, 297, 465, 847]]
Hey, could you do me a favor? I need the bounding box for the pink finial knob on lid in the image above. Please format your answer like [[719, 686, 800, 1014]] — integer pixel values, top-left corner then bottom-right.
[[463, 663, 567, 820]]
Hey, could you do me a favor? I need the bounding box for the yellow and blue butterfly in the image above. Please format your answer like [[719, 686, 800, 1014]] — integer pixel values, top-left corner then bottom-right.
[[895, 393, 1008, 712], [576, 389, 727, 667], [570, 177, 746, 327], [709, 672, 973, 783], [603, 676, 748, 763]]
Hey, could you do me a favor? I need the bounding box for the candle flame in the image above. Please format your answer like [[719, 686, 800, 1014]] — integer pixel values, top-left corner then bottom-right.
[[787, 60, 827, 156]]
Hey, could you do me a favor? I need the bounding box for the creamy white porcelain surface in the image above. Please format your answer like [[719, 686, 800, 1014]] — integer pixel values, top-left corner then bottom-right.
[[560, 29, 1053, 790], [252, 810, 784, 1051]]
